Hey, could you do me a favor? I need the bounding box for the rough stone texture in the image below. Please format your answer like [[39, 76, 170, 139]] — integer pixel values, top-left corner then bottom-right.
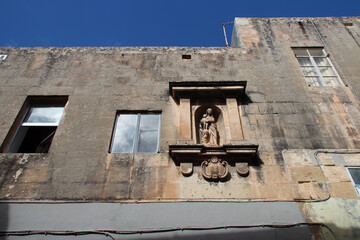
[[283, 150, 360, 199], [0, 17, 359, 203], [283, 150, 360, 239], [0, 16, 360, 239], [300, 198, 360, 240]]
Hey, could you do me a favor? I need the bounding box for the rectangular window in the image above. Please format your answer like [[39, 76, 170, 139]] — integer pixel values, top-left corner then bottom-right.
[[1, 96, 67, 153], [293, 47, 343, 87], [110, 113, 161, 153], [346, 167, 360, 197]]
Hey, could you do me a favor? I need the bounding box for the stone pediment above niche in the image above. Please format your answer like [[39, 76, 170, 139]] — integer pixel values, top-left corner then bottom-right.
[[169, 81, 246, 101], [169, 81, 258, 181]]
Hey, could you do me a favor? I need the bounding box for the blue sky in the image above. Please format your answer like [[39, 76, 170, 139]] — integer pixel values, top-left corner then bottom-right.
[[1, 0, 358, 47]]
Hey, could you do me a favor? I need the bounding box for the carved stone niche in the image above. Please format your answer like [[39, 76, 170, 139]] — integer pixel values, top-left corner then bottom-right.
[[169, 81, 258, 181]]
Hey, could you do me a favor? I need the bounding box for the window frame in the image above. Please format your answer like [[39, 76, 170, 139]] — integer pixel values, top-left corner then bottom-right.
[[21, 106, 65, 127], [0, 55, 7, 61], [1, 96, 68, 153], [346, 167, 360, 197], [110, 112, 161, 153], [293, 47, 344, 87]]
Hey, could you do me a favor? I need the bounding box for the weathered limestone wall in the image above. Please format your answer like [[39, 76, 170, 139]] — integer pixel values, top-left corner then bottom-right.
[[283, 150, 360, 239], [0, 17, 359, 203], [283, 150, 360, 200], [232, 17, 360, 98], [230, 17, 360, 239]]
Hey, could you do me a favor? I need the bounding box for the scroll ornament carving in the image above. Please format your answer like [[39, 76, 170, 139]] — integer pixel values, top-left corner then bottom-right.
[[201, 157, 229, 180], [199, 108, 218, 146]]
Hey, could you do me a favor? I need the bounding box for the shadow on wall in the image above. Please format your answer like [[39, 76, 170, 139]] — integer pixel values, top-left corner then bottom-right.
[[250, 154, 265, 183], [250, 153, 264, 167], [320, 223, 360, 240], [239, 93, 253, 105]]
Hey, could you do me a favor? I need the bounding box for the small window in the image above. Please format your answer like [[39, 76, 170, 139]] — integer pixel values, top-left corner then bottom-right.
[[346, 167, 360, 197], [293, 47, 343, 87], [110, 113, 161, 153], [0, 55, 7, 61], [1, 97, 67, 153], [182, 54, 191, 60]]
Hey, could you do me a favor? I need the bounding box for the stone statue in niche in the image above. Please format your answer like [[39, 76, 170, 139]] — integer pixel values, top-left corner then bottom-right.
[[199, 108, 218, 146], [201, 156, 229, 180]]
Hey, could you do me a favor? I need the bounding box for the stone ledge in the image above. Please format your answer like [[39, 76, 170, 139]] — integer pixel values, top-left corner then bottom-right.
[[169, 143, 258, 179], [169, 81, 247, 101]]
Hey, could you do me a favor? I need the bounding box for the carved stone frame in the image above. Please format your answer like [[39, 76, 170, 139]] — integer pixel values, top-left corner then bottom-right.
[[169, 81, 258, 180]]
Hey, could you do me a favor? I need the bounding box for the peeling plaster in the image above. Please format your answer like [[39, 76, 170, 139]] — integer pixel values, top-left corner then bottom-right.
[[18, 155, 29, 165], [301, 198, 360, 239], [14, 168, 23, 182]]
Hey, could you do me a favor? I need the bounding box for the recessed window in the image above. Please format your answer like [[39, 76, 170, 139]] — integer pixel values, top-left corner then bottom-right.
[[293, 47, 343, 87], [344, 23, 353, 27], [1, 96, 67, 153], [0, 55, 7, 61], [110, 113, 161, 153], [182, 54, 191, 60], [346, 167, 360, 197]]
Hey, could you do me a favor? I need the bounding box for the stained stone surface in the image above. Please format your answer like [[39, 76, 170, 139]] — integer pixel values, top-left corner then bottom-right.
[[0, 17, 360, 202]]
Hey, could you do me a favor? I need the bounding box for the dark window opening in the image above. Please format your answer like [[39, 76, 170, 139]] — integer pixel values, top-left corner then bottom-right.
[[17, 126, 56, 153], [344, 23, 353, 27], [1, 96, 67, 153], [182, 54, 191, 60]]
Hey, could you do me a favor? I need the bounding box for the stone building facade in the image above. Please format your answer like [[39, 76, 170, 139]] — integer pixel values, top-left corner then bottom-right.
[[0, 17, 359, 239]]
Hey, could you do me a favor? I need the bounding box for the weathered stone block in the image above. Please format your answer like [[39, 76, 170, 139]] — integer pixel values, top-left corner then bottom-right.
[[322, 166, 352, 183], [288, 165, 325, 183], [257, 183, 293, 200], [329, 182, 359, 199], [292, 182, 329, 200]]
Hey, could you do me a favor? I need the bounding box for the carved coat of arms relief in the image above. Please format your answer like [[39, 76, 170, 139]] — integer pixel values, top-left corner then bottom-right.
[[201, 156, 229, 180]]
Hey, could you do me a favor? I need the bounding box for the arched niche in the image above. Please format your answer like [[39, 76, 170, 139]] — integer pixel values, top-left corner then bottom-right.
[[194, 105, 225, 145], [169, 81, 258, 180]]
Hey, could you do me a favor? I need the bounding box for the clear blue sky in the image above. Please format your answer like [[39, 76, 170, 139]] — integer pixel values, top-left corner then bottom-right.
[[1, 0, 358, 47]]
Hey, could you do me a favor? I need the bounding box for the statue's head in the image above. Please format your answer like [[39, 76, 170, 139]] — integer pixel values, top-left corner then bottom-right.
[[210, 157, 218, 163], [206, 108, 213, 115]]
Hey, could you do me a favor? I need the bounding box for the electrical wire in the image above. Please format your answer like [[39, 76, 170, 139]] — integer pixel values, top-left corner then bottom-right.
[[0, 222, 337, 240], [0, 230, 115, 240], [314, 149, 360, 156]]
